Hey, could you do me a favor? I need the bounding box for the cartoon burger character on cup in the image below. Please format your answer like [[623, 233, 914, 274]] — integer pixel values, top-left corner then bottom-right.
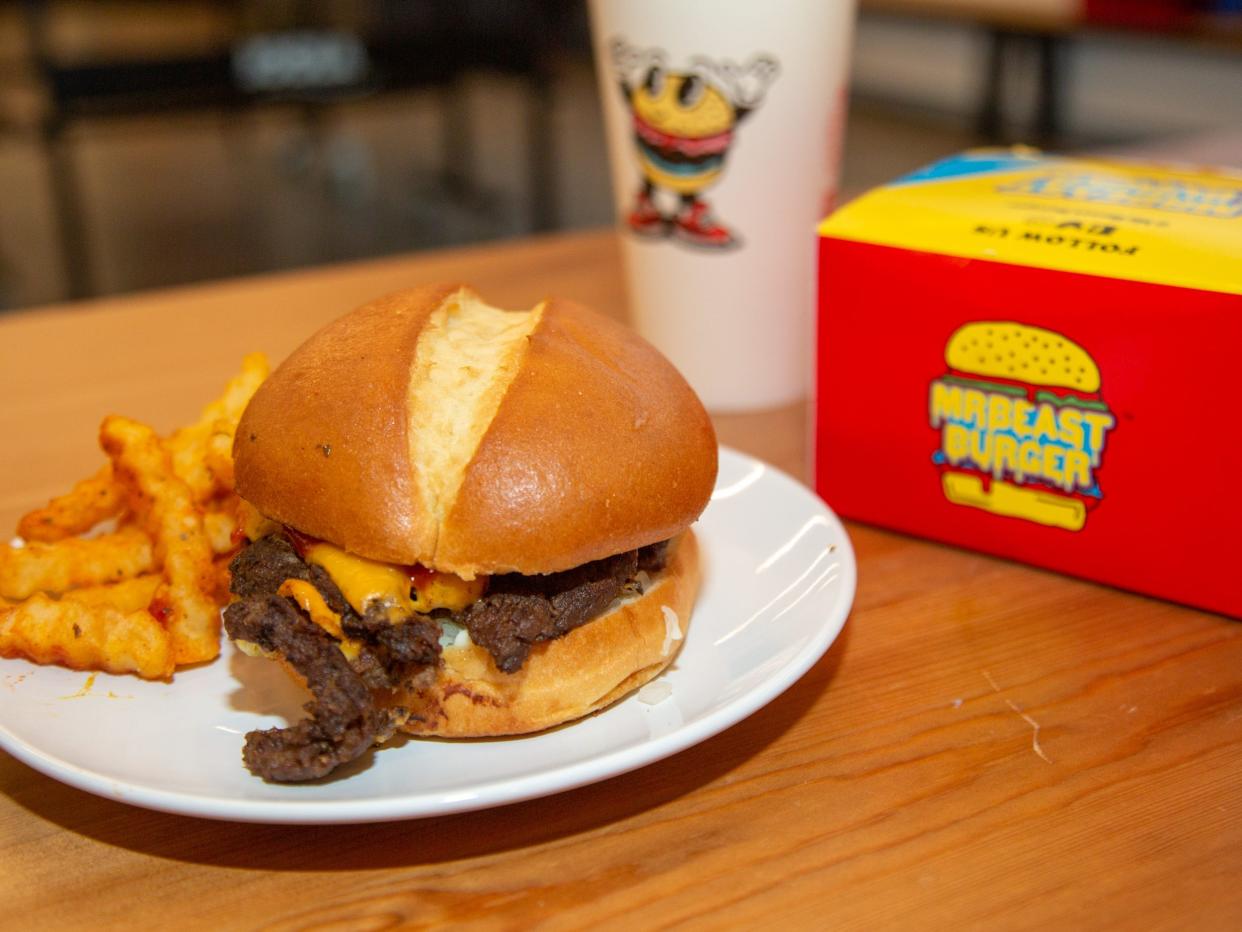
[[610, 38, 779, 248]]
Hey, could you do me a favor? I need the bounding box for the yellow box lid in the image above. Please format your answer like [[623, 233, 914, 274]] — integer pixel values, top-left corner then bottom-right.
[[819, 148, 1242, 296]]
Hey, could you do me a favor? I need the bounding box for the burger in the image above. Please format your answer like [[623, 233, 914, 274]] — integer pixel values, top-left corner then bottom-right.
[[222, 284, 717, 782]]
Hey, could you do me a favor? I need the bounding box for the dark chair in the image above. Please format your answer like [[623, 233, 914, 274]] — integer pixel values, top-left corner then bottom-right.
[[19, 0, 572, 298]]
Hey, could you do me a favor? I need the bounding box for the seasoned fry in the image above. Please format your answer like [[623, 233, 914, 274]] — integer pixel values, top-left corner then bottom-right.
[[202, 425, 236, 494], [16, 465, 124, 542], [203, 500, 240, 556], [166, 353, 269, 503], [2, 355, 267, 679], [0, 527, 154, 601], [0, 594, 174, 679], [100, 416, 220, 665], [62, 574, 162, 613]]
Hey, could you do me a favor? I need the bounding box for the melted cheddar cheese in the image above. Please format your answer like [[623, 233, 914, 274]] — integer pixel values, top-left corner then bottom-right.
[[300, 540, 486, 620], [411, 571, 487, 613], [277, 579, 346, 639], [303, 543, 416, 620], [277, 578, 363, 660], [237, 499, 280, 543]]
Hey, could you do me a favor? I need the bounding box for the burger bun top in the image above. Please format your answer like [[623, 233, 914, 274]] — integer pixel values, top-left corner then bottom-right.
[[233, 285, 718, 577]]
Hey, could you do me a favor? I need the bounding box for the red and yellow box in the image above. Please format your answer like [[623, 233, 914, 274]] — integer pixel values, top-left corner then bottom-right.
[[816, 148, 1241, 617]]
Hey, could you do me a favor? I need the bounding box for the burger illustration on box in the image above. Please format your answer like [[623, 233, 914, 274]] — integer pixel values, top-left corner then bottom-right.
[[928, 321, 1116, 532]]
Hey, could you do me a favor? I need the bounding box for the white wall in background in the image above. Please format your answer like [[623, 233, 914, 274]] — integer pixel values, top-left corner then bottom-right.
[[1071, 35, 1242, 137], [852, 16, 981, 115], [852, 14, 1242, 140]]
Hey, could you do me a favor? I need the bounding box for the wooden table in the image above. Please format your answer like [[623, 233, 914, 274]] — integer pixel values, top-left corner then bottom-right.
[[2, 229, 1240, 929]]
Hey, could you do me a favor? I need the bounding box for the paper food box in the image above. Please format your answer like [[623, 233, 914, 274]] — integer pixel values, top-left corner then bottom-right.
[[816, 148, 1241, 617]]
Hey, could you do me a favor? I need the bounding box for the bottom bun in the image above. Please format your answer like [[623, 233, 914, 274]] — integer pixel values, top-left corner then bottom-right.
[[393, 530, 701, 737]]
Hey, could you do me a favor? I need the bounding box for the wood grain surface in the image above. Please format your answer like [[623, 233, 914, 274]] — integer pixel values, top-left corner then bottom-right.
[[1, 230, 1240, 930]]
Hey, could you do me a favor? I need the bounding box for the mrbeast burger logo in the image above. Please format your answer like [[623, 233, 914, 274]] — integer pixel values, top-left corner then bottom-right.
[[929, 322, 1116, 531]]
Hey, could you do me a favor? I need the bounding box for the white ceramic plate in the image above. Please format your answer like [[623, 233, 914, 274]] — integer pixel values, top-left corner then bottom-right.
[[0, 447, 854, 824]]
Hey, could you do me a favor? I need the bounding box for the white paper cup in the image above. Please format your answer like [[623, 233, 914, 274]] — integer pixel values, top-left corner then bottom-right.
[[589, 0, 855, 411]]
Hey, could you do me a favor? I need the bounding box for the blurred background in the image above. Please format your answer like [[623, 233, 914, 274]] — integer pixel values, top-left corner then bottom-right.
[[0, 0, 1237, 309]]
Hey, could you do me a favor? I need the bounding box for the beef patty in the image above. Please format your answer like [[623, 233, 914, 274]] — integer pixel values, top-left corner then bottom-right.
[[224, 595, 386, 782], [224, 534, 670, 781]]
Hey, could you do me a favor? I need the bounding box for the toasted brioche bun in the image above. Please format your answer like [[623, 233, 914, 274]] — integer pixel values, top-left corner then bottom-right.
[[233, 285, 717, 579], [395, 530, 700, 737]]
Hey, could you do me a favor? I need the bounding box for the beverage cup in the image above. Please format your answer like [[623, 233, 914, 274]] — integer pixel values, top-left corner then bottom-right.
[[588, 0, 856, 410]]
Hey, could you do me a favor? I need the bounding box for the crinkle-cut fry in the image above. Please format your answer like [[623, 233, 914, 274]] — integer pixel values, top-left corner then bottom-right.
[[62, 574, 162, 613], [203, 502, 239, 556], [16, 465, 124, 542], [166, 353, 269, 503], [0, 526, 154, 601], [0, 594, 174, 679], [100, 416, 220, 665], [203, 422, 236, 493], [165, 431, 218, 505]]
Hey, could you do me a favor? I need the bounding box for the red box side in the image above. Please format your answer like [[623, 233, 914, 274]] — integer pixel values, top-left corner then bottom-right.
[[815, 236, 1241, 617]]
